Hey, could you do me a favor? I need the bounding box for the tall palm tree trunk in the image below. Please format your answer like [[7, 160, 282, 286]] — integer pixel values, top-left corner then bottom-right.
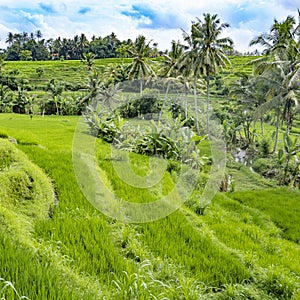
[[206, 74, 210, 135], [158, 81, 170, 122], [184, 92, 188, 119], [140, 79, 143, 95], [273, 108, 280, 153], [260, 114, 264, 136], [193, 75, 200, 135]]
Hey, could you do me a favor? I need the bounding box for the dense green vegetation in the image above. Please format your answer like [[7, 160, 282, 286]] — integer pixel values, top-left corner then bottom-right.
[[3, 31, 135, 61], [0, 10, 300, 300], [0, 113, 299, 299]]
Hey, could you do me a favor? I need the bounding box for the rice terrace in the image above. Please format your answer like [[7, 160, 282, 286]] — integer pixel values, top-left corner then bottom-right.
[[0, 9, 300, 300]]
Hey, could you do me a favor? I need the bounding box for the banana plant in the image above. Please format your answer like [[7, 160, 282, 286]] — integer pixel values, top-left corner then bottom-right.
[[277, 133, 300, 185]]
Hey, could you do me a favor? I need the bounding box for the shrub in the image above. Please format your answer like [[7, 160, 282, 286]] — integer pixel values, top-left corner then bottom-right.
[[258, 137, 271, 157], [252, 157, 278, 178], [133, 132, 180, 160], [119, 93, 161, 118], [85, 105, 124, 143]]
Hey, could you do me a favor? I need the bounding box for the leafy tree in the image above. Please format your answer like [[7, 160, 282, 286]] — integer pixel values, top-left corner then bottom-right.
[[35, 67, 44, 78], [19, 50, 32, 61], [0, 59, 6, 74]]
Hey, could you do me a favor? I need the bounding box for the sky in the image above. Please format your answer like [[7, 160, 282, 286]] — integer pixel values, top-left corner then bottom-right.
[[0, 0, 299, 53]]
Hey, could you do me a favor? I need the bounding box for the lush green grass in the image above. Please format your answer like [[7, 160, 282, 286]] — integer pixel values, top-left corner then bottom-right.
[[0, 137, 103, 299], [5, 58, 132, 89], [231, 188, 300, 244], [0, 113, 300, 299]]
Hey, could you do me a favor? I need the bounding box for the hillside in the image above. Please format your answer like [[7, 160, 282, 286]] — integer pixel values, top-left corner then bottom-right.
[[2, 56, 255, 90], [0, 113, 299, 299]]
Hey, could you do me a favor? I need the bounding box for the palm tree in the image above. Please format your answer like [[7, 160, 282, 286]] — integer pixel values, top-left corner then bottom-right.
[[249, 13, 300, 151], [196, 14, 233, 133], [47, 79, 64, 115], [81, 70, 104, 105], [79, 33, 89, 54], [103, 63, 128, 85], [6, 32, 14, 45], [177, 73, 193, 119], [158, 40, 184, 120], [72, 35, 80, 59], [81, 52, 96, 71], [230, 73, 269, 135], [126, 35, 156, 94], [250, 14, 297, 61], [180, 14, 233, 134], [36, 30, 42, 42], [180, 25, 204, 134], [254, 60, 300, 152]]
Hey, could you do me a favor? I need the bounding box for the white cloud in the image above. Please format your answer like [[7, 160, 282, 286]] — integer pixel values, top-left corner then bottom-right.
[[0, 0, 298, 52]]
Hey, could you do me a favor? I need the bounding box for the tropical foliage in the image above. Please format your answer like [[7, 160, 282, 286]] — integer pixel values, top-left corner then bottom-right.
[[0, 10, 300, 299]]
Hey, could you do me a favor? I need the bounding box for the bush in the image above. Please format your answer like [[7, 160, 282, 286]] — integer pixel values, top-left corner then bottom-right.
[[119, 93, 161, 118], [85, 105, 124, 143], [133, 132, 180, 160], [258, 137, 271, 157], [252, 157, 278, 178]]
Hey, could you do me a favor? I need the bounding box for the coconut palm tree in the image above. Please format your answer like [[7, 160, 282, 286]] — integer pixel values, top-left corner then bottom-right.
[[180, 25, 204, 134], [253, 59, 300, 152], [158, 40, 184, 121], [47, 79, 64, 115], [81, 70, 104, 105], [81, 52, 96, 71], [230, 73, 269, 135], [195, 14, 233, 133], [180, 14, 233, 134], [126, 35, 156, 94], [249, 13, 300, 151], [36, 30, 42, 42], [250, 14, 298, 61], [6, 32, 14, 45]]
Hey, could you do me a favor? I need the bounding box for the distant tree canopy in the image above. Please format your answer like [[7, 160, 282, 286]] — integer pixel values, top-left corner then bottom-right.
[[1, 31, 152, 61]]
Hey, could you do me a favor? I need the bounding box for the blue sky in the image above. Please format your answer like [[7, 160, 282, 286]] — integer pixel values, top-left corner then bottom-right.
[[0, 0, 298, 52]]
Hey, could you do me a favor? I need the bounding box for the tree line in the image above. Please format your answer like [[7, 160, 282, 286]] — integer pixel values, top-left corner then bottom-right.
[[1, 30, 162, 61]]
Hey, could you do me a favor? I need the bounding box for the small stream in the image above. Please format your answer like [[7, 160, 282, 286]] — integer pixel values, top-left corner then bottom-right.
[[232, 147, 255, 173]]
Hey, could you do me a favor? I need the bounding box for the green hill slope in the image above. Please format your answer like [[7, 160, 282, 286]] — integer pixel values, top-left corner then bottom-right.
[[0, 114, 299, 299]]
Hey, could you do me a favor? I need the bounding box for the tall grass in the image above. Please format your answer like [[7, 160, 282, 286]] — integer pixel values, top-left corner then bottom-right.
[[0, 113, 300, 299]]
